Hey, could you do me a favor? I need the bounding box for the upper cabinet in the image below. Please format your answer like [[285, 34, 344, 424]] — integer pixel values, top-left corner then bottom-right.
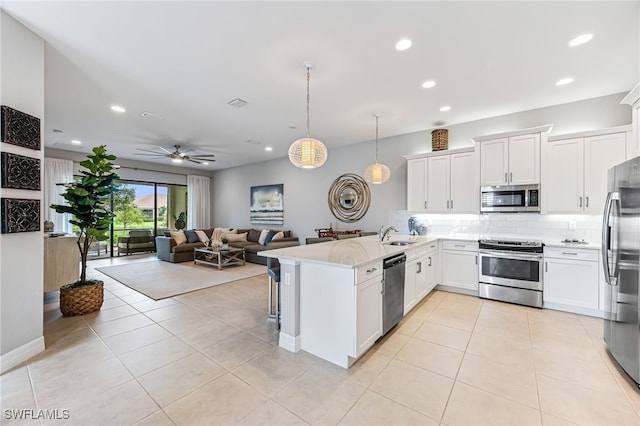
[[406, 147, 478, 213], [475, 125, 552, 186], [543, 127, 630, 214], [621, 82, 640, 159]]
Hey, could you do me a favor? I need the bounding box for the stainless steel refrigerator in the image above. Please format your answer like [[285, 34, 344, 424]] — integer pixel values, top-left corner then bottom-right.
[[602, 156, 640, 385]]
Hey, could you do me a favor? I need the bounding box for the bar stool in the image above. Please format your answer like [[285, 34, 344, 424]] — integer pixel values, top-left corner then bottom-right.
[[266, 256, 281, 329]]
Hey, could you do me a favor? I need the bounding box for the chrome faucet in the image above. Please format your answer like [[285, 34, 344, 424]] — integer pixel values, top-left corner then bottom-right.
[[380, 225, 398, 242]]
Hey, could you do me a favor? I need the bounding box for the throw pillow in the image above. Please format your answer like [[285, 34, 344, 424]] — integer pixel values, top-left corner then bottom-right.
[[184, 229, 199, 243], [248, 229, 261, 242], [271, 231, 285, 241], [195, 230, 209, 243], [170, 230, 187, 245], [225, 232, 247, 242], [258, 229, 271, 245], [263, 230, 278, 245]]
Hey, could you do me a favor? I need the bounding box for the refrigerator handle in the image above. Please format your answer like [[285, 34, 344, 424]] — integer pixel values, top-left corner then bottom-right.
[[601, 191, 618, 286]]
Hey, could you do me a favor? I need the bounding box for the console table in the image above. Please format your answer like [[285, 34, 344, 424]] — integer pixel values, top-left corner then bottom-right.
[[44, 234, 79, 292]]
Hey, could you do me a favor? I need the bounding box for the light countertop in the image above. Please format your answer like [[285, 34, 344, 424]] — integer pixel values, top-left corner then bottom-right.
[[258, 234, 439, 269], [259, 233, 601, 269]]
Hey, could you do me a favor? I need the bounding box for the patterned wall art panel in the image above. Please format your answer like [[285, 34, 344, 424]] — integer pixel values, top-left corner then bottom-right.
[[1, 105, 41, 150], [1, 198, 40, 234], [1, 152, 41, 190]]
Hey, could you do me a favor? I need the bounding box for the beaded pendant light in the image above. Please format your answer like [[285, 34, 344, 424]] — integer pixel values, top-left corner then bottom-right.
[[364, 114, 390, 184], [288, 62, 328, 169]]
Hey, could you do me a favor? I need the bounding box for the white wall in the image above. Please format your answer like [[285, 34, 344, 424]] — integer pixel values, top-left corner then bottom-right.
[[0, 11, 46, 371], [212, 93, 631, 243]]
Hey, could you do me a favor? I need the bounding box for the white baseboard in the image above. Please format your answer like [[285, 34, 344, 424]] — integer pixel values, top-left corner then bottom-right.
[[543, 302, 604, 319], [435, 285, 479, 297], [278, 332, 301, 352], [0, 336, 44, 374]]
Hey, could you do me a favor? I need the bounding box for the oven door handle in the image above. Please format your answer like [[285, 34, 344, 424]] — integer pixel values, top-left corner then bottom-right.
[[479, 250, 543, 260]]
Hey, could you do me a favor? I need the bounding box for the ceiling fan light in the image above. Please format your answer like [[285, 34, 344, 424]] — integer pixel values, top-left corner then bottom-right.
[[364, 163, 391, 184], [172, 158, 182, 163], [288, 137, 327, 169]]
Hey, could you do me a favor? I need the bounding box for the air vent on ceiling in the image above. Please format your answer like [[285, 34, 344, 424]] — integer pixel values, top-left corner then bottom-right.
[[140, 111, 162, 119], [244, 139, 261, 145], [227, 98, 248, 108]]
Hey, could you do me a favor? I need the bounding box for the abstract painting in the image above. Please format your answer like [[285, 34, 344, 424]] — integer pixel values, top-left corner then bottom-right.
[[1, 105, 41, 150], [1, 198, 40, 234], [1, 152, 41, 190], [250, 184, 284, 225]]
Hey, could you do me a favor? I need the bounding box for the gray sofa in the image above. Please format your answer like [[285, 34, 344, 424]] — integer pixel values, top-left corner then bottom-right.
[[155, 228, 299, 265]]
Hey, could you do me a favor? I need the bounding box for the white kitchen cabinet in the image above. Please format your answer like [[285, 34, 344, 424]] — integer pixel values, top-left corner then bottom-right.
[[441, 240, 479, 293], [622, 82, 640, 158], [404, 246, 430, 315], [476, 126, 551, 186], [407, 158, 427, 211], [545, 130, 627, 214], [424, 243, 439, 296], [356, 274, 383, 357], [543, 247, 599, 314], [406, 147, 478, 213]]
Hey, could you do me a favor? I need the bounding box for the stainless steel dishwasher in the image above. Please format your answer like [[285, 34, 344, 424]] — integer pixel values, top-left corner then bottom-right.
[[382, 253, 406, 335]]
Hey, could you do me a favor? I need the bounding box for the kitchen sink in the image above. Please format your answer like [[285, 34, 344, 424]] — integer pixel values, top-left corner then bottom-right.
[[385, 241, 416, 246]]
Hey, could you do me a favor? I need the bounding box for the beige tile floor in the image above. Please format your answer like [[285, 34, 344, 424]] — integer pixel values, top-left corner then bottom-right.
[[2, 253, 640, 425]]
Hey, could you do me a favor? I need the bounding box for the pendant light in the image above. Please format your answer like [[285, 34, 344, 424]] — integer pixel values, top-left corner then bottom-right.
[[288, 62, 328, 169], [364, 114, 391, 184]]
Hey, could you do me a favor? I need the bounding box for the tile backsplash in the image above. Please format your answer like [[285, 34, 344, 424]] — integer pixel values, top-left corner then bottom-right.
[[391, 211, 603, 244]]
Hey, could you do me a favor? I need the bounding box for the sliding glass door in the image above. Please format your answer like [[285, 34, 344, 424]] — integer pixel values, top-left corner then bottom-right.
[[87, 180, 187, 258]]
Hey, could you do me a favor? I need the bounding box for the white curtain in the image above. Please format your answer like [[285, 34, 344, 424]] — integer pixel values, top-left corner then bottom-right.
[[187, 175, 211, 229], [44, 158, 74, 234]]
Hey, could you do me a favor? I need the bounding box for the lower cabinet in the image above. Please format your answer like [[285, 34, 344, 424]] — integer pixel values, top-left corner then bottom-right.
[[425, 244, 439, 295], [404, 242, 439, 315], [355, 274, 383, 357], [543, 247, 600, 312], [442, 240, 479, 292]]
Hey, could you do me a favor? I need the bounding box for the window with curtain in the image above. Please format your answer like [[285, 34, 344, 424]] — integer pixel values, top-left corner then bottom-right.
[[187, 175, 211, 229], [44, 157, 74, 234]]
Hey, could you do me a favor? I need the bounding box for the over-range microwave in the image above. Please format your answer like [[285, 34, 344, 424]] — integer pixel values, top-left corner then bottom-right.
[[480, 184, 540, 213]]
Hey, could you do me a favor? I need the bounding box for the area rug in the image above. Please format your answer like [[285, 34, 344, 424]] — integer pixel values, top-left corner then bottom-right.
[[96, 260, 267, 300]]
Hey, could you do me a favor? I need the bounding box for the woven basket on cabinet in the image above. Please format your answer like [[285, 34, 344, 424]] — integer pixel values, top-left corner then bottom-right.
[[431, 129, 449, 151]]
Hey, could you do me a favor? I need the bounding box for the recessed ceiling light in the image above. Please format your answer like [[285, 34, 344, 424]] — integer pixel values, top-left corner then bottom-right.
[[395, 38, 412, 51], [265, 146, 273, 152], [439, 106, 451, 112], [422, 80, 436, 89], [110, 105, 126, 113], [569, 34, 593, 47], [556, 77, 574, 86], [201, 161, 209, 165], [71, 139, 82, 145]]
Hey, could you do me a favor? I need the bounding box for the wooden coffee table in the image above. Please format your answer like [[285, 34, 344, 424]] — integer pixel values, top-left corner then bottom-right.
[[194, 247, 245, 270]]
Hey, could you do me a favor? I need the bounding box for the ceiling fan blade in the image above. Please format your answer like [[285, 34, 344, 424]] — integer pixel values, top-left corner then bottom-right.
[[190, 154, 216, 158], [134, 153, 166, 157], [158, 146, 173, 154], [136, 148, 165, 154]]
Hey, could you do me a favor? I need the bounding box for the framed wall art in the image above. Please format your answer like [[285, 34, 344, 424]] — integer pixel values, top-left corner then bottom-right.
[[1, 198, 40, 234], [1, 152, 41, 190], [250, 184, 284, 225], [1, 105, 41, 150]]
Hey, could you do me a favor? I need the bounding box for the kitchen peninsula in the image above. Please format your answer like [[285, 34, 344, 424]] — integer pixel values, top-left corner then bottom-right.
[[259, 234, 439, 368]]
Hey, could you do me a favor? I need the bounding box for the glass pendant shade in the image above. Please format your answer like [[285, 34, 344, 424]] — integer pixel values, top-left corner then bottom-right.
[[288, 137, 328, 169], [364, 162, 391, 184], [364, 114, 390, 184]]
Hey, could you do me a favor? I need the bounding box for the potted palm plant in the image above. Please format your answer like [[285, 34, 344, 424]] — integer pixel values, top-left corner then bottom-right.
[[50, 145, 119, 316]]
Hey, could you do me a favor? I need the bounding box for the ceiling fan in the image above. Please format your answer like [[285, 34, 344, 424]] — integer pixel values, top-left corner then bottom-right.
[[134, 145, 216, 164]]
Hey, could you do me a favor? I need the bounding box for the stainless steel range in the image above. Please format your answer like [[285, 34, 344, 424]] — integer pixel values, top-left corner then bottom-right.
[[478, 239, 544, 308]]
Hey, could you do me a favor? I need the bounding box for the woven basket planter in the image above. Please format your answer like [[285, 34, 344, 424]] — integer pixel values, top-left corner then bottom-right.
[[431, 129, 449, 151], [60, 281, 104, 316]]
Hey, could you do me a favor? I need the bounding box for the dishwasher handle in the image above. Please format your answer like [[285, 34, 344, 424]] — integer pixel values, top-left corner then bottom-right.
[[384, 254, 406, 268]]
